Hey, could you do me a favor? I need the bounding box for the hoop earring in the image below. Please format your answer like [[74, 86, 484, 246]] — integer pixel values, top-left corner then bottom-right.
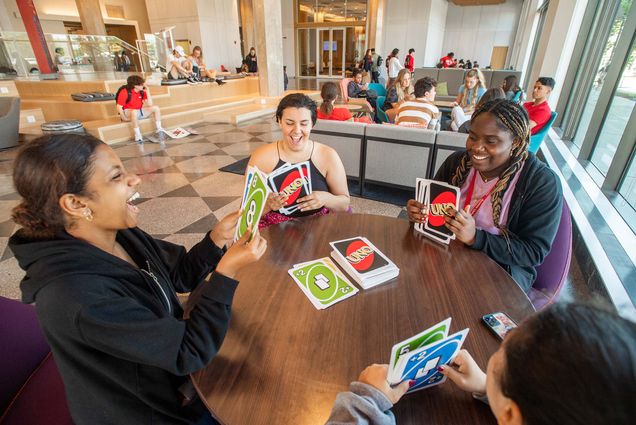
[[83, 208, 93, 222]]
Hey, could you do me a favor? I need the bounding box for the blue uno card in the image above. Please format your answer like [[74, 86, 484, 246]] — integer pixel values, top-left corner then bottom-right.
[[396, 328, 469, 393]]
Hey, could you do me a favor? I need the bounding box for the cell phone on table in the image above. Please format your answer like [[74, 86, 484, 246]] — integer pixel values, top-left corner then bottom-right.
[[482, 312, 518, 340]]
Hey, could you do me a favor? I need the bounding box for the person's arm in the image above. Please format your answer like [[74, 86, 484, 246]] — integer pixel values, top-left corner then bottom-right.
[[116, 91, 127, 120], [453, 87, 463, 106], [143, 86, 153, 106], [297, 144, 350, 212], [348, 81, 360, 98], [172, 58, 191, 75]]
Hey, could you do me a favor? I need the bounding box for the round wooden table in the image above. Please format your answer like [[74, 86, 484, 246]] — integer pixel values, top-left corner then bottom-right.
[[191, 213, 534, 425]]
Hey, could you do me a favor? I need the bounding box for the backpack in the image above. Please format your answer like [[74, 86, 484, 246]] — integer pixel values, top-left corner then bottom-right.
[[376, 56, 383, 67], [115, 85, 144, 106]]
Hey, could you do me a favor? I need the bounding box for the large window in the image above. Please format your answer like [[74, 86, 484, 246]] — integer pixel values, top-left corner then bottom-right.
[[298, 0, 367, 23]]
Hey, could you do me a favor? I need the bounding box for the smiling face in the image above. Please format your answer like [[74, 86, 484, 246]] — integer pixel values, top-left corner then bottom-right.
[[81, 145, 141, 231], [466, 112, 518, 178], [278, 107, 313, 152]]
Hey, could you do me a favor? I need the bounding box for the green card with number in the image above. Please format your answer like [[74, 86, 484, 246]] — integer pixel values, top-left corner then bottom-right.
[[288, 258, 359, 310], [234, 166, 270, 242]]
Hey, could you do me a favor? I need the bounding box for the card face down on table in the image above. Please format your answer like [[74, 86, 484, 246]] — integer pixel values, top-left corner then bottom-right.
[[288, 257, 358, 310], [415, 179, 460, 245], [234, 165, 271, 242], [388, 318, 469, 393], [330, 236, 399, 289], [267, 161, 312, 215]]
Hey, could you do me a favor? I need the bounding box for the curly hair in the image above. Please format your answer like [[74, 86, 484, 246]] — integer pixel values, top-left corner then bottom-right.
[[450, 99, 530, 237], [275, 93, 317, 125], [12, 134, 103, 238]]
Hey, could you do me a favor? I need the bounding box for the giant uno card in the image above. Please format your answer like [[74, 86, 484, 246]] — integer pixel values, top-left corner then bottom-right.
[[234, 167, 270, 241], [424, 181, 459, 239], [268, 162, 311, 211]]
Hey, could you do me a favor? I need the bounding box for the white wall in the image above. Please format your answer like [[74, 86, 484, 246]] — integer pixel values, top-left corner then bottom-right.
[[442, 0, 523, 68], [381, 0, 447, 67], [281, 0, 295, 77]]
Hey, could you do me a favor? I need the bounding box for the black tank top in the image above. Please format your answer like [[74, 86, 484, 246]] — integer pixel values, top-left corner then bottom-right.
[[274, 141, 329, 217]]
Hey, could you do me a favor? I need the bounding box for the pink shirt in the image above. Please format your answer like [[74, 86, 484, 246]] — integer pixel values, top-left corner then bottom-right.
[[459, 165, 524, 235]]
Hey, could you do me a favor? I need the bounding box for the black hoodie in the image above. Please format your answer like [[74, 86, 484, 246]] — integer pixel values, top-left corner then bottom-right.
[[9, 227, 238, 424], [435, 151, 563, 291]]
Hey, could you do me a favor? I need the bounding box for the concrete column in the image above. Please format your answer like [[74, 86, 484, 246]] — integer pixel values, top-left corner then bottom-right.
[[366, 0, 386, 52], [253, 0, 284, 97], [75, 0, 111, 71], [239, 0, 255, 57]]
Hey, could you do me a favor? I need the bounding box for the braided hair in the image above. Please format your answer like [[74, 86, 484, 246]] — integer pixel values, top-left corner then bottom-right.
[[450, 99, 530, 236]]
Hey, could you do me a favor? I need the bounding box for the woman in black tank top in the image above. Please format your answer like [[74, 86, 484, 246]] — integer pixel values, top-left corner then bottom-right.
[[247, 94, 350, 228]]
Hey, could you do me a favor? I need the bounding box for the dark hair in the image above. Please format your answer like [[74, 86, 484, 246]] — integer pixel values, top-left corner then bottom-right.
[[537, 76, 556, 89], [55, 47, 63, 54], [320, 82, 339, 116], [371, 48, 375, 52], [126, 75, 145, 90], [501, 303, 636, 425], [391, 48, 399, 56], [275, 93, 317, 125], [409, 48, 415, 54], [476, 87, 505, 109], [414, 77, 436, 98], [12, 134, 104, 238], [502, 75, 520, 93], [448, 52, 454, 57], [192, 45, 203, 58], [451, 99, 530, 235], [352, 68, 363, 78]]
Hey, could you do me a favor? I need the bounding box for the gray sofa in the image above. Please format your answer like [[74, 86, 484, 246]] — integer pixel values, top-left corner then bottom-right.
[[314, 119, 469, 194], [0, 97, 20, 149]]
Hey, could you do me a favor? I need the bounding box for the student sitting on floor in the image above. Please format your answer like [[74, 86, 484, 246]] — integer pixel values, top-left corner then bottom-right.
[[116, 75, 163, 143], [450, 69, 487, 131], [395, 77, 440, 129], [327, 303, 636, 425], [248, 93, 350, 228], [9, 133, 267, 425], [188, 45, 223, 84], [318, 82, 372, 123], [384, 69, 414, 122], [524, 77, 555, 135], [167, 46, 197, 83], [458, 87, 506, 134], [407, 99, 563, 292]]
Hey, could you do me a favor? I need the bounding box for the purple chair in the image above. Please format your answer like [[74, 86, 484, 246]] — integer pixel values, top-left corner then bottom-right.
[[528, 199, 572, 310], [0, 296, 73, 424]]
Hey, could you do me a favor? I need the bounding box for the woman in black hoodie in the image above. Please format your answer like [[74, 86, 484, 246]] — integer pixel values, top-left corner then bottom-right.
[[406, 99, 563, 291], [9, 134, 267, 424]]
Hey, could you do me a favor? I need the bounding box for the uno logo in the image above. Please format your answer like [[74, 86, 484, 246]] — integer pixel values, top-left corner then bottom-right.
[[280, 169, 308, 205], [428, 191, 456, 227], [345, 240, 374, 271]]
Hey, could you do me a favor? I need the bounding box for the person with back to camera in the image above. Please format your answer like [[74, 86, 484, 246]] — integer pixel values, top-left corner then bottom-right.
[[449, 68, 487, 131], [248, 93, 350, 228], [327, 302, 636, 425], [407, 99, 563, 292], [502, 75, 523, 102], [318, 82, 372, 124], [439, 52, 456, 68], [370, 48, 381, 83], [458, 87, 506, 134], [9, 133, 267, 425], [404, 48, 415, 73], [386, 48, 404, 87]]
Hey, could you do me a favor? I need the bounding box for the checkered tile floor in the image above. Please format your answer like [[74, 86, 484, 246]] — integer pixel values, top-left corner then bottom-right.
[[0, 118, 403, 299]]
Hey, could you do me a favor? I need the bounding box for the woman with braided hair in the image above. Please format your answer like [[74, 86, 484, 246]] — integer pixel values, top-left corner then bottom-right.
[[406, 99, 563, 291]]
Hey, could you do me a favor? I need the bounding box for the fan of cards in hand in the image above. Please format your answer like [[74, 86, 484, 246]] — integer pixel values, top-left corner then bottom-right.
[[414, 179, 460, 245]]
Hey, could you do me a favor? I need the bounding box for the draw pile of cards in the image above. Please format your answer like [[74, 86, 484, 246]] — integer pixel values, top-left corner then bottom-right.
[[388, 318, 469, 393], [415, 179, 460, 244], [267, 161, 311, 215], [288, 257, 359, 310], [330, 236, 399, 289], [234, 166, 271, 241]]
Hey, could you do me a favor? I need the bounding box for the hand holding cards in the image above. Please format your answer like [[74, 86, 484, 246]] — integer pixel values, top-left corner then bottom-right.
[[267, 161, 312, 215], [414, 179, 460, 245], [235, 166, 271, 242], [388, 318, 469, 393]]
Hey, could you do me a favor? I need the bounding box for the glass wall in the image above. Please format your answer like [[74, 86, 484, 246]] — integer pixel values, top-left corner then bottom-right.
[[298, 0, 367, 23]]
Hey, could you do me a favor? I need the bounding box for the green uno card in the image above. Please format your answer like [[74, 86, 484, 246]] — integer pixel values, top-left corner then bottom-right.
[[235, 168, 270, 242], [288, 258, 359, 310], [389, 317, 451, 369]]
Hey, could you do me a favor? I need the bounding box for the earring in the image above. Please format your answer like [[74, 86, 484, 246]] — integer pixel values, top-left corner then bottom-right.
[[83, 208, 93, 222]]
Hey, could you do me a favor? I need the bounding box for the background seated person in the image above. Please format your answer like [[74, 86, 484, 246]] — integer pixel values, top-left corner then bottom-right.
[[458, 87, 506, 134], [248, 94, 350, 228], [384, 69, 414, 122], [244, 47, 258, 73], [502, 75, 523, 102], [327, 303, 636, 425], [524, 77, 555, 135], [167, 46, 197, 83], [395, 77, 440, 129], [188, 45, 223, 85], [116, 75, 163, 143], [348, 68, 378, 111], [440, 52, 456, 68], [450, 69, 487, 131], [318, 82, 372, 124], [407, 99, 563, 292]]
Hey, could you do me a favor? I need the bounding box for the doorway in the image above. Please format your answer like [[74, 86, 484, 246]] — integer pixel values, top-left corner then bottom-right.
[[298, 26, 362, 78], [318, 28, 345, 77]]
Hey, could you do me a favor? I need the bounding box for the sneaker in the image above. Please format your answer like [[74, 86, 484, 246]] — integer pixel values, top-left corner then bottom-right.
[[216, 79, 226, 86], [186, 77, 197, 85]]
